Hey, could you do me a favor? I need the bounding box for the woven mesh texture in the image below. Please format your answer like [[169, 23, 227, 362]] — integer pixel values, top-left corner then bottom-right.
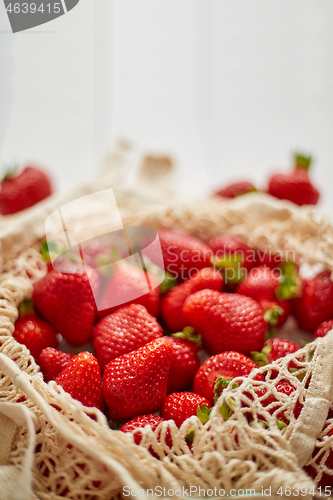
[[0, 194, 333, 499]]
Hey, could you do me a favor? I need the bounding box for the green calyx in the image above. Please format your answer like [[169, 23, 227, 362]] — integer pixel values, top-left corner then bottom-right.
[[250, 418, 269, 429], [172, 327, 202, 347], [159, 272, 178, 293], [275, 261, 301, 301], [214, 376, 238, 404], [212, 253, 246, 285], [196, 403, 212, 424], [96, 248, 121, 276], [308, 349, 315, 362], [0, 164, 18, 184], [276, 419, 288, 430], [219, 398, 235, 421], [186, 428, 195, 444], [41, 239, 70, 265], [251, 343, 272, 367], [293, 152, 312, 171], [18, 298, 35, 316], [263, 305, 284, 326], [108, 420, 122, 430]]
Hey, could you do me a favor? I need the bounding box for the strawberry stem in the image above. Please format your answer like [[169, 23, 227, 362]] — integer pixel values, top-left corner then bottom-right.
[[251, 343, 272, 367], [196, 403, 212, 424], [219, 399, 235, 421], [159, 272, 178, 293], [186, 428, 195, 444], [212, 254, 246, 285], [0, 164, 18, 184], [293, 152, 312, 171], [171, 327, 202, 347], [263, 305, 284, 326], [41, 240, 60, 263], [18, 299, 35, 316], [276, 419, 288, 430], [108, 420, 122, 430], [275, 261, 301, 301], [214, 376, 238, 403]]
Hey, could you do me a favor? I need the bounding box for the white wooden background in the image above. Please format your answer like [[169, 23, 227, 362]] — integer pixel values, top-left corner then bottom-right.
[[0, 1, 332, 210]]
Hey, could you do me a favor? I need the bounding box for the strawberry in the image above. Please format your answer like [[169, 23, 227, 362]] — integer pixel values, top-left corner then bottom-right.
[[291, 271, 333, 332], [236, 266, 281, 302], [259, 299, 291, 329], [161, 267, 223, 332], [208, 234, 256, 279], [0, 165, 52, 215], [120, 414, 172, 457], [267, 154, 319, 206], [103, 338, 173, 422], [315, 319, 333, 339], [253, 380, 301, 426], [252, 338, 300, 367], [236, 262, 300, 327], [214, 181, 257, 199], [39, 347, 75, 382], [255, 249, 283, 270], [55, 352, 103, 410], [97, 264, 159, 320], [183, 290, 266, 356], [164, 337, 200, 393], [157, 229, 212, 280], [33, 267, 99, 346], [80, 237, 113, 269], [161, 392, 211, 427], [13, 312, 58, 363], [193, 351, 261, 405], [93, 304, 163, 371]]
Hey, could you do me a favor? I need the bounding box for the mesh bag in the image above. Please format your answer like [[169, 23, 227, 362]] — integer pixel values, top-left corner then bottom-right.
[[1, 146, 333, 500]]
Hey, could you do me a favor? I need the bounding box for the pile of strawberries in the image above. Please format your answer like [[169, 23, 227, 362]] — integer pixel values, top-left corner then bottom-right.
[[12, 226, 333, 484], [214, 152, 320, 206]]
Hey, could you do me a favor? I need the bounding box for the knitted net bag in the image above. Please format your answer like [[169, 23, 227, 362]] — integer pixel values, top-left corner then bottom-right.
[[0, 143, 333, 500]]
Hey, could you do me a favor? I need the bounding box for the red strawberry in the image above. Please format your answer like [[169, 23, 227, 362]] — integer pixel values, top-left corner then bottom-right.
[[97, 264, 159, 320], [39, 347, 74, 382], [254, 380, 300, 425], [236, 266, 281, 302], [237, 262, 300, 319], [120, 414, 172, 457], [0, 165, 52, 215], [214, 181, 257, 199], [252, 338, 300, 367], [55, 352, 103, 410], [291, 271, 333, 332], [267, 154, 319, 206], [183, 290, 266, 356], [103, 338, 173, 422], [193, 351, 261, 405], [161, 267, 223, 332], [164, 337, 200, 394], [157, 229, 212, 280], [33, 267, 99, 346], [208, 234, 256, 277], [93, 304, 163, 371], [80, 237, 113, 269], [259, 299, 291, 329], [315, 319, 333, 339], [13, 313, 58, 362], [255, 249, 283, 269], [161, 392, 211, 427]]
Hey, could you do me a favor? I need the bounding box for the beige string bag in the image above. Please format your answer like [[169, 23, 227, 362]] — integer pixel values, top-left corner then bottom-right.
[[0, 142, 333, 500]]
